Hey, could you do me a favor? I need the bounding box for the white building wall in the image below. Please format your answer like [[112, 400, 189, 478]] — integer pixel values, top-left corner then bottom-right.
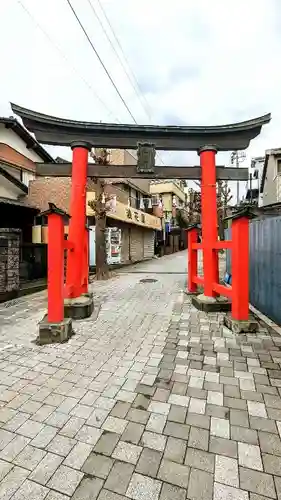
[[0, 124, 44, 163], [0, 178, 19, 199], [2, 164, 21, 181], [263, 155, 278, 207], [22, 170, 35, 187]]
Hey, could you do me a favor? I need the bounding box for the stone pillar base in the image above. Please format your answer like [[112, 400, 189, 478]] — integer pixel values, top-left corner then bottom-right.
[[192, 293, 231, 313], [224, 313, 259, 334], [184, 287, 203, 296], [64, 292, 94, 320], [37, 316, 73, 345], [184, 281, 203, 296]]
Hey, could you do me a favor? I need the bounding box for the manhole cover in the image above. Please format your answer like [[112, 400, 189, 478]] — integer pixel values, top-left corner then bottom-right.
[[139, 278, 158, 283]]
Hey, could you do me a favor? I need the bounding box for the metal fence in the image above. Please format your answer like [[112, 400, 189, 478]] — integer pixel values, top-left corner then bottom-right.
[[225, 216, 281, 325]]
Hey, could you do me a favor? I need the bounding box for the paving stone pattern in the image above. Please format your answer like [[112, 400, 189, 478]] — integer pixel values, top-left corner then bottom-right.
[[0, 252, 281, 498]]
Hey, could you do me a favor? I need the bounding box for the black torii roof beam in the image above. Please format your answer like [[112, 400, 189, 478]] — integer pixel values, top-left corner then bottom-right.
[[11, 103, 271, 151]]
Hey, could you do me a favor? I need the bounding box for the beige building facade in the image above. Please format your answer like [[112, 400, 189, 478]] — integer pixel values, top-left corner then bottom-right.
[[150, 180, 187, 224]]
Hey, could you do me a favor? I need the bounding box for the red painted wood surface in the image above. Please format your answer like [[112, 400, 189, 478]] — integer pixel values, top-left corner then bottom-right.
[[47, 213, 64, 322], [65, 146, 89, 298], [199, 149, 219, 297], [232, 216, 249, 320], [187, 228, 198, 293]]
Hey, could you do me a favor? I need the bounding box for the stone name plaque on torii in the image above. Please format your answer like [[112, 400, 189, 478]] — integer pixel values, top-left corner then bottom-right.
[[10, 102, 271, 343], [137, 142, 156, 174]]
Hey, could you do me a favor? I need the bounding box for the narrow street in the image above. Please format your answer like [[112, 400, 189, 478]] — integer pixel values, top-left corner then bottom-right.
[[0, 252, 280, 500]]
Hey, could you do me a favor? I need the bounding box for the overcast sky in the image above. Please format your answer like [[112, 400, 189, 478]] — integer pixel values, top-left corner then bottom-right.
[[0, 0, 280, 197]]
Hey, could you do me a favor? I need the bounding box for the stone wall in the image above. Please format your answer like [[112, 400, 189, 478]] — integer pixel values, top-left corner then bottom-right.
[[0, 228, 21, 293]]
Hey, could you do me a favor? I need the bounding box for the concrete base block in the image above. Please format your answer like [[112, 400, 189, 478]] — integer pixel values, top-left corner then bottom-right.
[[224, 313, 259, 334], [64, 292, 94, 320], [192, 293, 231, 313], [36, 316, 73, 345]]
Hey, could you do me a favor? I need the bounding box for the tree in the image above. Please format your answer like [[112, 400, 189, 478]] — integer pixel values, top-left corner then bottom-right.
[[186, 181, 232, 240], [186, 187, 201, 224], [88, 148, 112, 280], [217, 180, 233, 240]]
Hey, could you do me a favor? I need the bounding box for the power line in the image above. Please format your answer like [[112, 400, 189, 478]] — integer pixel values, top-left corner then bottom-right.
[[91, 0, 167, 167], [16, 0, 116, 122], [66, 0, 166, 166], [65, 0, 137, 124], [16, 0, 167, 167], [87, 0, 153, 121]]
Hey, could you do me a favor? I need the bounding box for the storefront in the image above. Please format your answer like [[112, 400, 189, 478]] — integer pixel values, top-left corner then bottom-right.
[[86, 193, 162, 266]]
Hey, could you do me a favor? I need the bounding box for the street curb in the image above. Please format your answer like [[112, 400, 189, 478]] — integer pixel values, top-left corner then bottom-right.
[[250, 304, 281, 336]]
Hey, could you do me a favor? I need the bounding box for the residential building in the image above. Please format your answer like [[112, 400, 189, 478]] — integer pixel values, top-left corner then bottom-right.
[[29, 148, 162, 265], [0, 117, 54, 238], [105, 149, 156, 213], [244, 156, 264, 206], [149, 180, 187, 224], [260, 149, 281, 206], [149, 180, 188, 254], [0, 116, 55, 298]]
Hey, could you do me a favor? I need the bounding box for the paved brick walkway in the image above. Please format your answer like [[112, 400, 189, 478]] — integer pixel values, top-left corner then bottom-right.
[[0, 252, 280, 499]]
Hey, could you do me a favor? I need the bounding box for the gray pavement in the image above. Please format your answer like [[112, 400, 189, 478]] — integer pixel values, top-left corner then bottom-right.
[[0, 251, 280, 499]]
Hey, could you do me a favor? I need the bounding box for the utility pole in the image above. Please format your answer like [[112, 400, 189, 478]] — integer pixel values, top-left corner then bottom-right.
[[230, 151, 246, 205]]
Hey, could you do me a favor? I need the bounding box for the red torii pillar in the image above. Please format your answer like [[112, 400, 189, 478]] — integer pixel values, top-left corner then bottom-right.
[[199, 146, 219, 298], [187, 224, 199, 294], [186, 146, 252, 326], [46, 206, 66, 323], [231, 212, 250, 320], [37, 203, 73, 345], [65, 142, 91, 299]]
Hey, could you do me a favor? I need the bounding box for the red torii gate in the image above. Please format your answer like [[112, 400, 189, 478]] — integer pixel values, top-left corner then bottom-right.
[[10, 103, 270, 343]]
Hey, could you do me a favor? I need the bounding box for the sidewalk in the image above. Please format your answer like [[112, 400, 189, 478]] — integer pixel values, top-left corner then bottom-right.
[[0, 252, 280, 499]]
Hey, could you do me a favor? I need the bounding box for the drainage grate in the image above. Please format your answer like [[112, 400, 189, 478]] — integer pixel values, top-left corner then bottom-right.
[[139, 278, 158, 283]]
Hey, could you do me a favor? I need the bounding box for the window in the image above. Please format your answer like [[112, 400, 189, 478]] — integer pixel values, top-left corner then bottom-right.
[[135, 190, 140, 209], [277, 160, 281, 175]]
